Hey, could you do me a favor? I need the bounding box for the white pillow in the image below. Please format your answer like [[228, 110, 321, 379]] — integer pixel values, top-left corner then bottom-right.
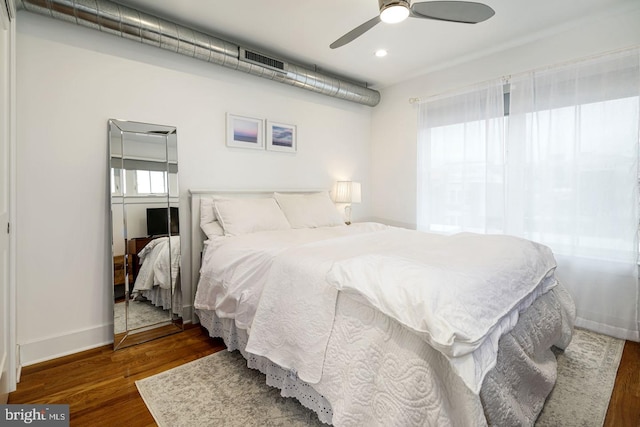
[[201, 221, 224, 239], [274, 192, 345, 228], [213, 197, 291, 236], [199, 196, 225, 239]]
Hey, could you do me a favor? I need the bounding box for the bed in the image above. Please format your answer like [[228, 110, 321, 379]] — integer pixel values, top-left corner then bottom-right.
[[190, 189, 576, 426], [132, 235, 182, 315]]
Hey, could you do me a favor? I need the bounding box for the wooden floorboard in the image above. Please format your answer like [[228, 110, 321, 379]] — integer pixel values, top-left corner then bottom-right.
[[9, 327, 639, 426], [9, 326, 225, 427], [604, 339, 640, 427]]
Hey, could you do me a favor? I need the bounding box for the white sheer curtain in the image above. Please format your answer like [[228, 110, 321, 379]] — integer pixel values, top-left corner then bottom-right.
[[507, 50, 640, 340], [417, 81, 506, 234], [416, 49, 640, 341]]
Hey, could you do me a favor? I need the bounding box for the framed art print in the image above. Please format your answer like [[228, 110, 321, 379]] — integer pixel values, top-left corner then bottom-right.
[[226, 113, 265, 150], [266, 121, 297, 153]]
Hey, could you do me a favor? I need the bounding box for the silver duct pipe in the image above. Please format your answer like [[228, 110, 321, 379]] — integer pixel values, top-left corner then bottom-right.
[[17, 0, 381, 107]]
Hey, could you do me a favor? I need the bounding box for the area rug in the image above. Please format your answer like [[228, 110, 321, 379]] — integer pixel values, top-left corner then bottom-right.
[[136, 328, 624, 427], [535, 328, 624, 426], [114, 300, 171, 334]]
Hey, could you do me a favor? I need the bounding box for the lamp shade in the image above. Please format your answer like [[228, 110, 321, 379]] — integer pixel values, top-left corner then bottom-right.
[[334, 181, 361, 204]]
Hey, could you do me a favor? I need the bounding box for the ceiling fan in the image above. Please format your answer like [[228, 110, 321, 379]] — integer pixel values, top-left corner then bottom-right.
[[330, 0, 495, 49]]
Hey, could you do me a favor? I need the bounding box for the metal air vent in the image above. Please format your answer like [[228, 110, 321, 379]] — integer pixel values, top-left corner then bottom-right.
[[239, 48, 287, 73]]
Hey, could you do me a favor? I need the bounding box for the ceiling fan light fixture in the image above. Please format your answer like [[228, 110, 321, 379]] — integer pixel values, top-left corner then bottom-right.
[[379, 1, 410, 24], [331, 0, 495, 49]]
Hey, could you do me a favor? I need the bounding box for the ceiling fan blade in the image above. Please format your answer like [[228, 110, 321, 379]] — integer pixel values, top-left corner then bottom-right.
[[410, 1, 495, 24], [330, 15, 382, 49]]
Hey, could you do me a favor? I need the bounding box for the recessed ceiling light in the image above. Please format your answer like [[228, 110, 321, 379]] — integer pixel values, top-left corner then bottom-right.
[[375, 49, 388, 58]]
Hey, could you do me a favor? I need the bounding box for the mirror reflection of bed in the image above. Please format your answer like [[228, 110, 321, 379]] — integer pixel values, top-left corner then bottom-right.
[[113, 235, 180, 335]]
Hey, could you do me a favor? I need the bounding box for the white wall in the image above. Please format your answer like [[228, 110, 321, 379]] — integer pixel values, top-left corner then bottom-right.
[[16, 12, 373, 365], [371, 3, 640, 228]]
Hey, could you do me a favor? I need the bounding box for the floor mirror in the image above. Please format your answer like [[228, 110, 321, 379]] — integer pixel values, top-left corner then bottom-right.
[[109, 119, 183, 350]]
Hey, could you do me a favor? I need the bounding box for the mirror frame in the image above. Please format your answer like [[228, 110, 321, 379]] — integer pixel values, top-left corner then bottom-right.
[[108, 119, 183, 350]]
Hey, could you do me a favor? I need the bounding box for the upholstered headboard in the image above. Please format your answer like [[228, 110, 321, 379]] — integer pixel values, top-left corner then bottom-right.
[[188, 189, 327, 323]]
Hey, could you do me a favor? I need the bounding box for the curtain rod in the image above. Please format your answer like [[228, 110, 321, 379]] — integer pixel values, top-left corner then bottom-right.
[[409, 76, 510, 105]]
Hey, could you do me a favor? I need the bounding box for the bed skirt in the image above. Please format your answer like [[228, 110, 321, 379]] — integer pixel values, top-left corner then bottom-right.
[[141, 285, 182, 316], [196, 308, 334, 424], [196, 284, 575, 426]]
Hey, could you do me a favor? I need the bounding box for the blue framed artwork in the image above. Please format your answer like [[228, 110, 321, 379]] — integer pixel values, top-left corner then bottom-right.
[[266, 121, 297, 153]]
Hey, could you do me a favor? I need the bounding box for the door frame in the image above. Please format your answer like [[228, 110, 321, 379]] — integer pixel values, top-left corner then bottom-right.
[[0, 0, 17, 400]]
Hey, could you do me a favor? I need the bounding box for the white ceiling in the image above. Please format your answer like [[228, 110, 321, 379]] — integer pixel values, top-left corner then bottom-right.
[[115, 0, 637, 89]]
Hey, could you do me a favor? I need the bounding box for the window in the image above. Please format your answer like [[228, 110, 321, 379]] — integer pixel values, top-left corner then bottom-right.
[[513, 96, 639, 261], [416, 48, 640, 340], [111, 168, 124, 195], [135, 170, 167, 195], [417, 81, 506, 235]]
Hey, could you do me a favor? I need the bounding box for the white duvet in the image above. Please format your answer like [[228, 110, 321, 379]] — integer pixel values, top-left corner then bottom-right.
[[195, 223, 558, 394], [132, 236, 181, 292], [194, 223, 389, 329], [325, 230, 558, 392]]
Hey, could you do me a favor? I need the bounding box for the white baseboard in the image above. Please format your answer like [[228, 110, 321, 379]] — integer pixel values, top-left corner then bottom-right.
[[182, 304, 194, 324], [0, 350, 6, 399], [15, 344, 20, 383], [0, 350, 5, 386], [19, 323, 113, 367], [19, 305, 194, 366]]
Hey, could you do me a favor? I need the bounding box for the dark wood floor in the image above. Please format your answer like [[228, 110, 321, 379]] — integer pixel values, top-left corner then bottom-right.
[[8, 327, 640, 427], [8, 326, 225, 426], [604, 339, 640, 427]]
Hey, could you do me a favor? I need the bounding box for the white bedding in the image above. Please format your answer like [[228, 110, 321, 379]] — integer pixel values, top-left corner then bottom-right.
[[196, 223, 562, 391], [325, 230, 558, 392], [133, 236, 181, 292], [194, 223, 388, 329], [196, 285, 574, 426]]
